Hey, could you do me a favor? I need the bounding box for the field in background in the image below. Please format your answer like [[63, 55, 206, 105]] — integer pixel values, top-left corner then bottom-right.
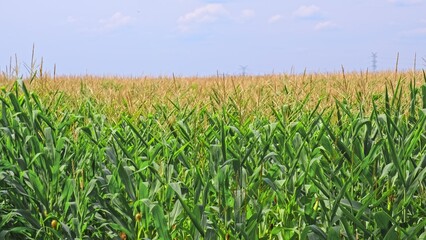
[[0, 70, 425, 239], [1, 70, 424, 119]]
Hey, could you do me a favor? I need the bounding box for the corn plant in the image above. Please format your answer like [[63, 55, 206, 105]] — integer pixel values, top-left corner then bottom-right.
[[0, 73, 425, 239]]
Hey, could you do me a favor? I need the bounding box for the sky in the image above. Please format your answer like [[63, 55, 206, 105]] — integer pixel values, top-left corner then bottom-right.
[[1, 0, 425, 76]]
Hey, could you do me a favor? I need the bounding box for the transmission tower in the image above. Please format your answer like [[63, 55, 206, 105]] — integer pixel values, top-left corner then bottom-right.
[[371, 52, 377, 71], [240, 65, 248, 76]]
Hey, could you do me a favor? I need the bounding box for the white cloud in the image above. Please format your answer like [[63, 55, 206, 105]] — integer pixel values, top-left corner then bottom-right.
[[388, 0, 423, 6], [178, 4, 227, 30], [67, 16, 78, 24], [234, 9, 255, 23], [401, 27, 426, 36], [99, 12, 132, 31], [293, 5, 321, 19], [268, 15, 283, 24], [315, 21, 337, 31], [241, 9, 255, 19], [178, 4, 228, 32], [413, 28, 426, 34]]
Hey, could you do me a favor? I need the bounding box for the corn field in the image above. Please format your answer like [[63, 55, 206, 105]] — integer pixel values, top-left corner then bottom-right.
[[0, 71, 426, 239]]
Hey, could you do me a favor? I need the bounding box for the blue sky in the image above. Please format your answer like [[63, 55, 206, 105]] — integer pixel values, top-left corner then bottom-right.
[[1, 0, 425, 76]]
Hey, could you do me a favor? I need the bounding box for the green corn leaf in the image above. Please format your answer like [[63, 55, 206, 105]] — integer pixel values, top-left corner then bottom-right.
[[149, 203, 172, 240], [374, 210, 392, 230], [170, 183, 205, 237]]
